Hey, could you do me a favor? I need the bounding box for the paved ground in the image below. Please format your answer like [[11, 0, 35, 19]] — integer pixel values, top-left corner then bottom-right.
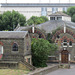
[[46, 65, 75, 75]]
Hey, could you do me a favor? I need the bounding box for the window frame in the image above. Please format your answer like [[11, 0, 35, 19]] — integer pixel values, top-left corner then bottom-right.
[[41, 7, 47, 16], [63, 39, 67, 47], [69, 41, 72, 47], [12, 43, 18, 52]]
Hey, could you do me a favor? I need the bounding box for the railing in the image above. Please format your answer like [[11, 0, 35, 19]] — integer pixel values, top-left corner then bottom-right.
[[21, 59, 36, 70]]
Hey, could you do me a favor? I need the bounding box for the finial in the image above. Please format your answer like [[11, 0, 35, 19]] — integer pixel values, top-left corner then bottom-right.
[[32, 24, 35, 33], [64, 23, 66, 33]]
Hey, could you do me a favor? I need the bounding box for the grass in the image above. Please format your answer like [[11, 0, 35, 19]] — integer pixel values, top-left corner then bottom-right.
[[0, 69, 30, 75]]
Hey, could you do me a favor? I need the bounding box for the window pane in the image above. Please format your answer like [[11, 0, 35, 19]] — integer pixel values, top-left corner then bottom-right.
[[69, 41, 72, 46], [12, 43, 18, 51], [28, 58, 30, 64], [41, 7, 47, 16], [52, 7, 58, 13], [57, 17, 62, 20], [50, 17, 55, 20], [63, 7, 67, 12]]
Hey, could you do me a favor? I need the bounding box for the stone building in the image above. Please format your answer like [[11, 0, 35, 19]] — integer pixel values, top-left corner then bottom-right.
[[0, 31, 35, 70], [0, 3, 75, 20], [15, 12, 75, 67]]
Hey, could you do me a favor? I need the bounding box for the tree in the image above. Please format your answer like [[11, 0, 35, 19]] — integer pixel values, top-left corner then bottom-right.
[[31, 38, 57, 67], [63, 6, 75, 22], [0, 10, 26, 31], [71, 14, 75, 22], [67, 6, 75, 17], [40, 16, 48, 22], [46, 33, 54, 43], [27, 16, 48, 26]]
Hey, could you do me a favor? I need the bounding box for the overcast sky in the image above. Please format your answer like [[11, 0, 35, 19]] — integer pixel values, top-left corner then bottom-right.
[[0, 0, 75, 3]]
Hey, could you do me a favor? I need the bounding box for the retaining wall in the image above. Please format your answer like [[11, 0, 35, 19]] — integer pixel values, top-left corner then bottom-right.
[[27, 65, 59, 75]]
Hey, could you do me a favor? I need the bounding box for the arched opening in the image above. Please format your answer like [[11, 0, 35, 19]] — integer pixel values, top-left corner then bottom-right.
[[39, 34, 41, 38], [69, 41, 72, 46], [63, 39, 67, 46], [28, 28, 46, 39], [64, 39, 67, 42], [12, 43, 18, 51], [57, 35, 60, 39]]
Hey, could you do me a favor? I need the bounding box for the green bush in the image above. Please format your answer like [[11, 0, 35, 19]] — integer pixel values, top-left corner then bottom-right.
[[31, 38, 57, 67]]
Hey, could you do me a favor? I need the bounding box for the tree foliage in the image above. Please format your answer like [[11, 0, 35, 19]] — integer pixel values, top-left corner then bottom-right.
[[71, 14, 75, 22], [31, 38, 57, 67], [46, 33, 54, 43], [67, 6, 75, 17], [27, 16, 48, 26], [63, 6, 75, 22], [0, 10, 26, 31]]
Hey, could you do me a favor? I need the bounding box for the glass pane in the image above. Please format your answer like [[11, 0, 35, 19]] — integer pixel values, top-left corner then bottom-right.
[[12, 43, 18, 51], [52, 7, 58, 13], [41, 7, 47, 16], [69, 41, 72, 46]]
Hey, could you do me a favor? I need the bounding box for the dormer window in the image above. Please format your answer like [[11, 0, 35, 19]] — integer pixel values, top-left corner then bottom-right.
[[57, 17, 62, 20], [50, 17, 55, 20], [49, 12, 71, 21]]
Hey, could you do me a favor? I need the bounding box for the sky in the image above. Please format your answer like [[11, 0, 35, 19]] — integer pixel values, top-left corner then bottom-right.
[[0, 0, 75, 3]]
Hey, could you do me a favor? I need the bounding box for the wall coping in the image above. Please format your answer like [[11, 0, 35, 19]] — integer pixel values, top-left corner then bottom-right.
[[25, 65, 59, 75]]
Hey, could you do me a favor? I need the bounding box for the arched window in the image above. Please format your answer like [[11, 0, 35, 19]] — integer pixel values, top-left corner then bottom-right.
[[64, 39, 67, 42], [57, 35, 60, 38], [63, 39, 67, 46], [69, 41, 72, 46], [12, 43, 18, 51], [27, 42, 29, 50], [39, 34, 41, 38]]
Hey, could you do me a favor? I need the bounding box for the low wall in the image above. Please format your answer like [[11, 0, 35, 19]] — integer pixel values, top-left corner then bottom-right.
[[27, 65, 59, 75]]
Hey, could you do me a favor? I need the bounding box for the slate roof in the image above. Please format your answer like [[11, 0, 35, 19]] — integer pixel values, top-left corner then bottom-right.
[[15, 25, 34, 31], [0, 31, 28, 38], [49, 12, 70, 17], [15, 20, 75, 33], [36, 20, 75, 33]]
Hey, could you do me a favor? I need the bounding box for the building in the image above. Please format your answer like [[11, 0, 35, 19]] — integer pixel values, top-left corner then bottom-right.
[[0, 31, 35, 70], [0, 3, 75, 20], [15, 12, 75, 67]]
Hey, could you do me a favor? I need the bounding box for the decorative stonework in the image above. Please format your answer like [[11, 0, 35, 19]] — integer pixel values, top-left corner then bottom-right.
[[0, 42, 3, 46], [28, 28, 46, 39], [52, 29, 75, 41], [56, 36, 74, 43]]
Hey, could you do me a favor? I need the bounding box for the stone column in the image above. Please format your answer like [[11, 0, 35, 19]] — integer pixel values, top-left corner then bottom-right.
[[64, 24, 66, 33], [59, 53, 61, 65], [69, 54, 70, 61], [68, 54, 70, 68], [32, 26, 34, 33]]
